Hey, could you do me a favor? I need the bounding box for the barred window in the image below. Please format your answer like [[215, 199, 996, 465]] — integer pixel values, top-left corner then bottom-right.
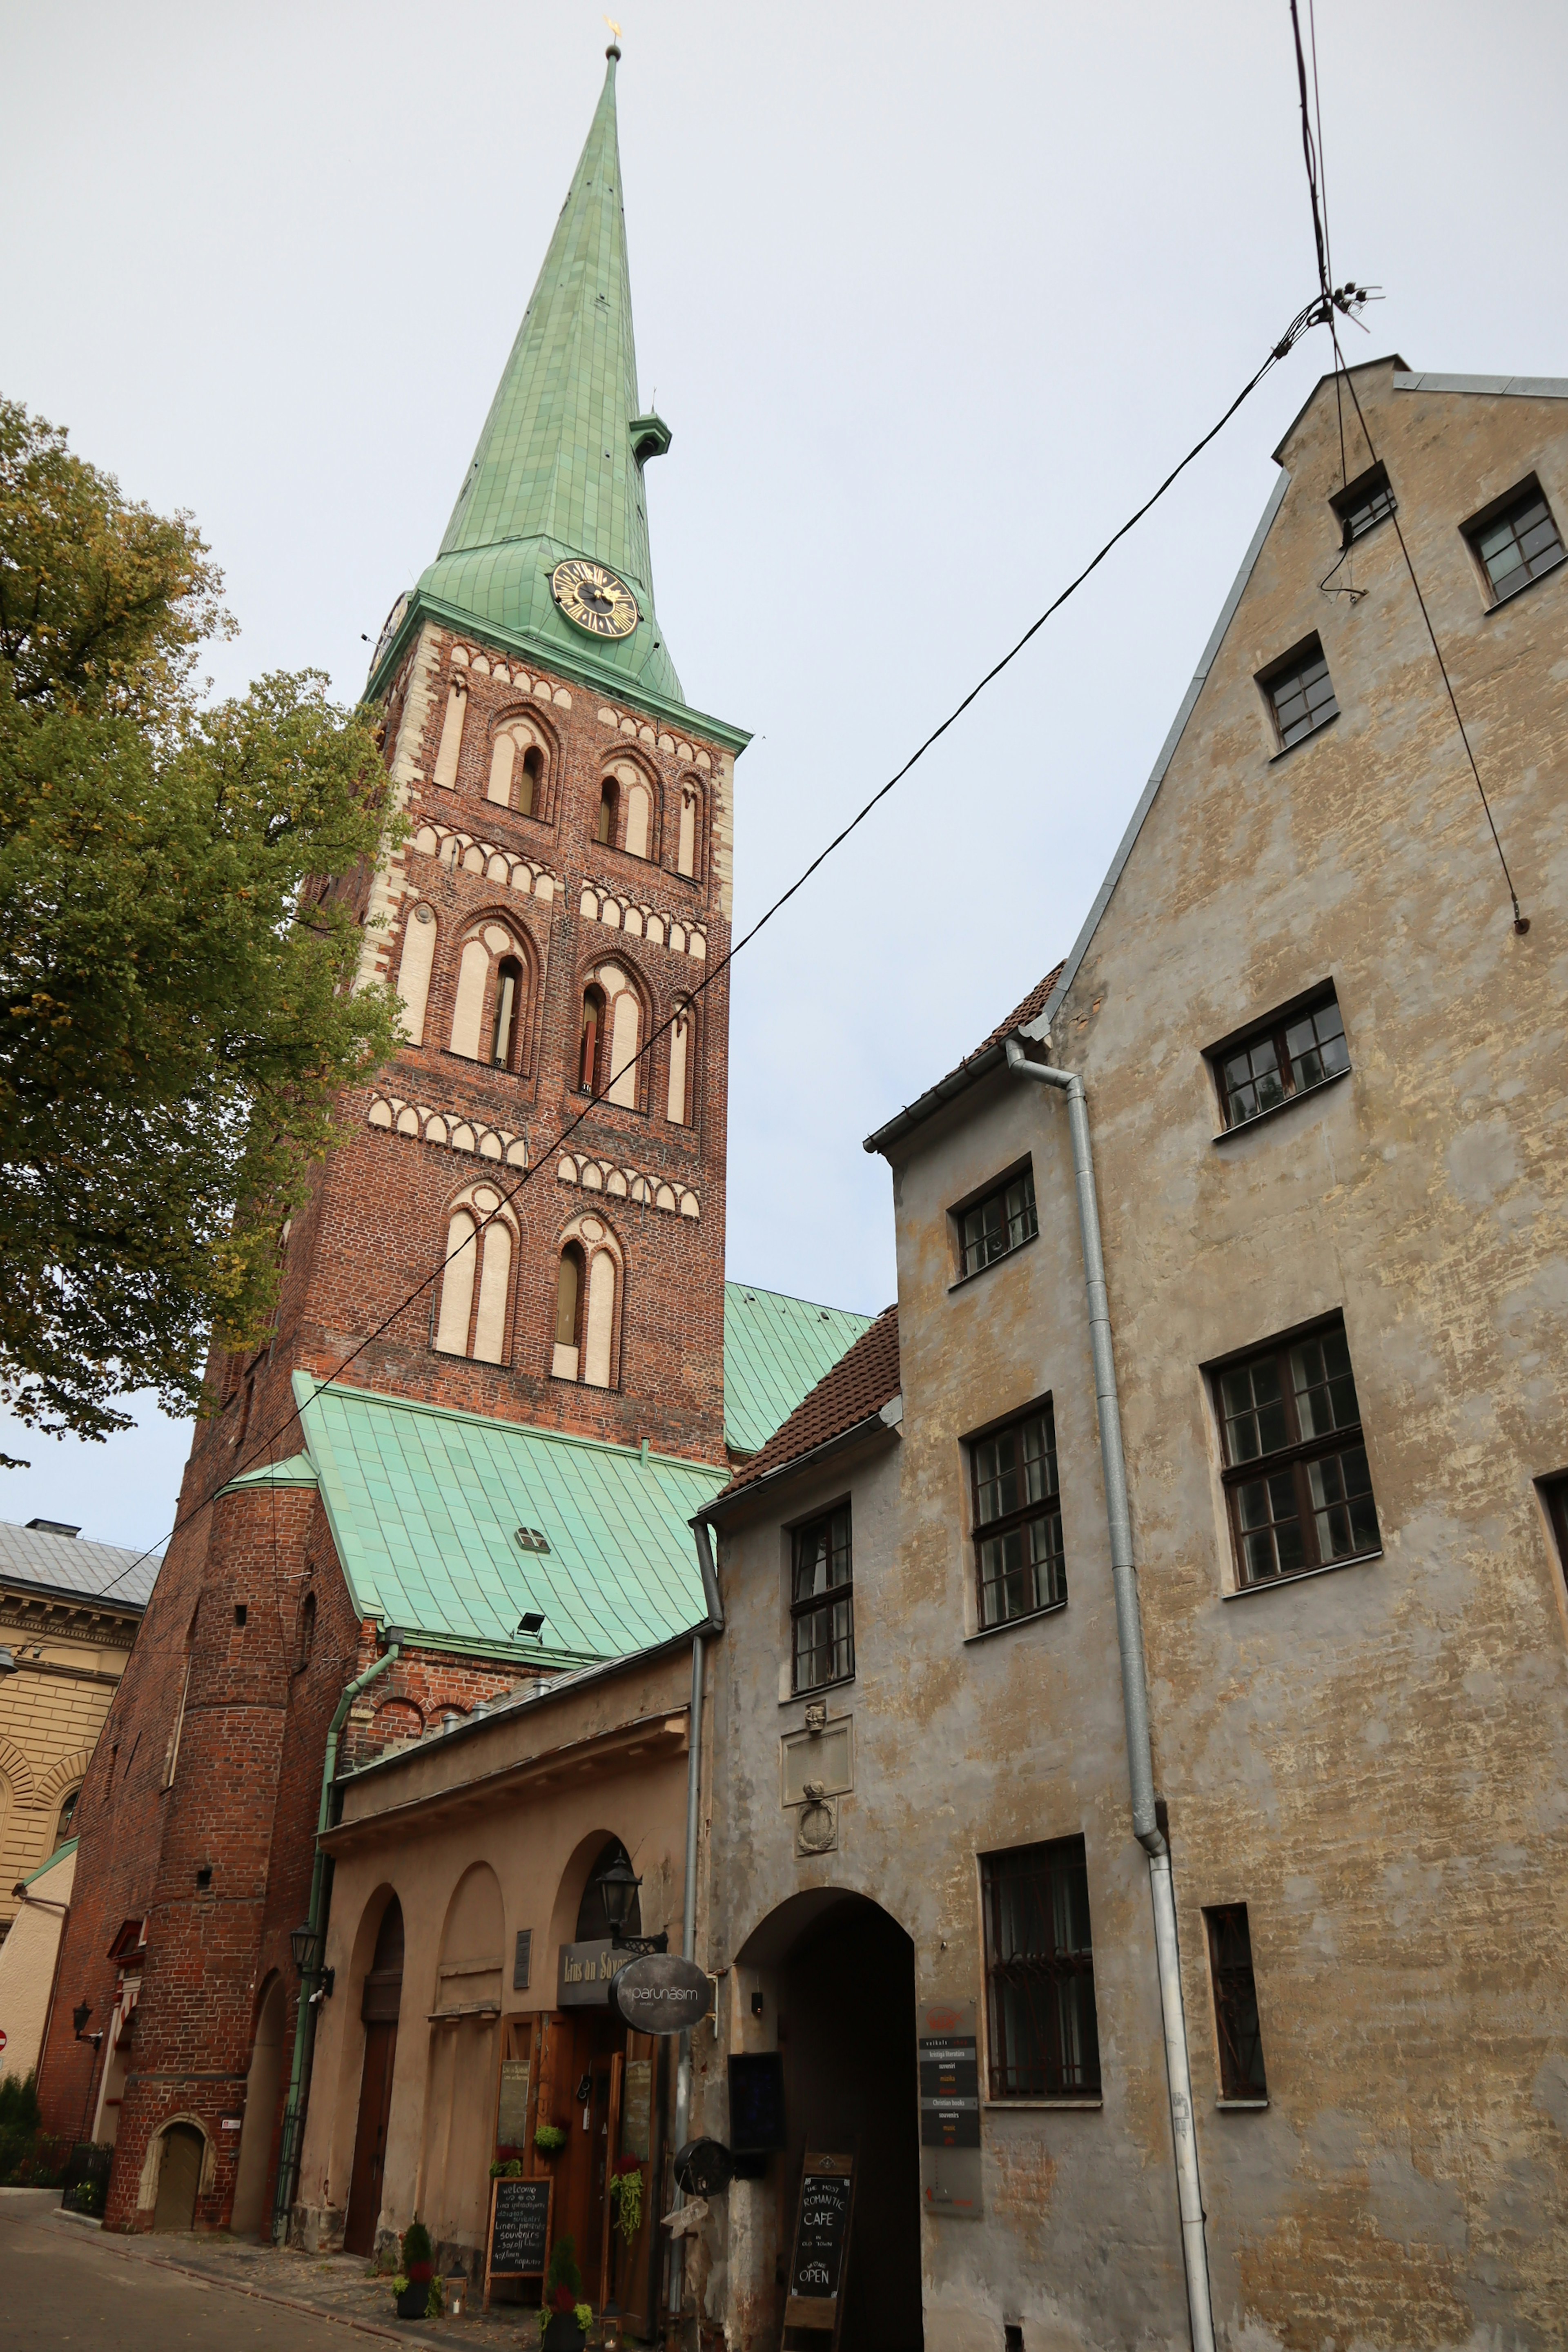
[[1211, 988, 1350, 1130], [971, 1403, 1065, 1629], [980, 1838, 1100, 2099], [1215, 1316, 1381, 1586], [1468, 481, 1565, 604], [958, 1165, 1038, 1279], [791, 1506, 853, 1694], [1262, 638, 1338, 751], [1205, 1904, 1268, 2100], [1330, 461, 1396, 544]]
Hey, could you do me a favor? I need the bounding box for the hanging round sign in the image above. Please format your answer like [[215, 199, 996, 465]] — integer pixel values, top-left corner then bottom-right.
[[606, 1953, 712, 2036]]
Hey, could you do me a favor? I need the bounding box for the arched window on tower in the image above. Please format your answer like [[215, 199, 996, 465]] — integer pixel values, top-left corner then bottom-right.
[[578, 985, 606, 1093], [450, 924, 532, 1069], [433, 1187, 516, 1364], [433, 675, 468, 789], [667, 998, 695, 1126], [677, 781, 700, 878], [597, 777, 619, 847], [54, 1787, 80, 1850], [623, 777, 652, 859], [488, 722, 548, 815], [552, 1219, 620, 1388], [394, 903, 438, 1045]]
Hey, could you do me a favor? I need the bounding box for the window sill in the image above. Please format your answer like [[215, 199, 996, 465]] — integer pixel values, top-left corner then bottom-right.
[[1222, 1548, 1382, 1600], [1216, 2098, 1270, 2111], [963, 1599, 1067, 1646], [1482, 547, 1566, 614], [1212, 1065, 1349, 1142], [948, 1230, 1039, 1293], [1268, 709, 1340, 762], [780, 1675, 854, 1708], [984, 2096, 1102, 2111]]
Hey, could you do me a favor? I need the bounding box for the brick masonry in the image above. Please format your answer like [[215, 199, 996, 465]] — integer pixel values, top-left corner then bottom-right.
[[37, 626, 735, 2232]]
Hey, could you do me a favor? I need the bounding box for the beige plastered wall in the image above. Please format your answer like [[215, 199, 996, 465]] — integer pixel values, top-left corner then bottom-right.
[[0, 1597, 135, 1938], [700, 1166, 1191, 2352], [1017, 365, 1568, 2347], [0, 1840, 75, 2083], [296, 1649, 693, 2263]]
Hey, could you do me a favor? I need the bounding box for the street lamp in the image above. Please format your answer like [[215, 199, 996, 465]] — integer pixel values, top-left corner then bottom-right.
[[595, 1855, 642, 1946], [290, 1922, 323, 1976], [72, 2002, 92, 2037]]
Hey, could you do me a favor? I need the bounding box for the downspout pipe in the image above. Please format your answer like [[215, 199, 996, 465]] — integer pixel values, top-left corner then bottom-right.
[[272, 1639, 400, 2246], [667, 1522, 725, 2319], [1004, 1036, 1215, 2352]]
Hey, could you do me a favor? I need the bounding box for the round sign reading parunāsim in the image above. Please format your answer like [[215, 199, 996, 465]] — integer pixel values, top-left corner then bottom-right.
[[606, 1952, 711, 2036]]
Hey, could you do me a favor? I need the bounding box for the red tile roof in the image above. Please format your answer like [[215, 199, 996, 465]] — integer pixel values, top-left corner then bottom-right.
[[956, 962, 1065, 1076], [864, 962, 1065, 1156], [720, 1305, 900, 1497]]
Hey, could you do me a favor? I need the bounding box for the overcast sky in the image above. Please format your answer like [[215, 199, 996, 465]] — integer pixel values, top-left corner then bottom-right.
[[3, 0, 1564, 1546]]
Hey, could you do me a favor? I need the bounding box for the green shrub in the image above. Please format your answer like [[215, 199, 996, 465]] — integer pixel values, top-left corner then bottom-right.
[[400, 2218, 434, 2281], [544, 2230, 582, 2312]]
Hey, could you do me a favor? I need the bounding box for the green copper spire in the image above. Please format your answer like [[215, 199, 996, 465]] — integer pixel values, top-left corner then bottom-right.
[[396, 46, 688, 708]]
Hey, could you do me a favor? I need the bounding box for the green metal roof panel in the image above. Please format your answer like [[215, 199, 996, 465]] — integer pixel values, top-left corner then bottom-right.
[[294, 1374, 724, 1664], [722, 1283, 876, 1458], [217, 1451, 318, 1497]]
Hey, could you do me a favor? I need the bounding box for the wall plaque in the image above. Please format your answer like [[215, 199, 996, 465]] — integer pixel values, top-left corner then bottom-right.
[[557, 1937, 635, 2007], [781, 1716, 853, 1809], [918, 1996, 982, 2218]]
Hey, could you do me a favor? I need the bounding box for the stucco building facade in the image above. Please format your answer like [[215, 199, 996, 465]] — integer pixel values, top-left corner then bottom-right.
[[686, 363, 1568, 2351]]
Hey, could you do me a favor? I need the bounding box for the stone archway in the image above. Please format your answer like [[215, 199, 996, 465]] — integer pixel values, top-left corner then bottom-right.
[[737, 1890, 924, 2352], [231, 1972, 286, 2236]]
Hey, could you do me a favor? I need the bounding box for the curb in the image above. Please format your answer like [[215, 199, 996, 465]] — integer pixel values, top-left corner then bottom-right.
[[55, 2224, 462, 2350], [47, 2205, 104, 2229]]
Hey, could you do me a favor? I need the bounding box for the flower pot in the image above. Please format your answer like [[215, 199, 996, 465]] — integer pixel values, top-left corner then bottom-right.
[[541, 2316, 586, 2350], [395, 2284, 428, 2320]]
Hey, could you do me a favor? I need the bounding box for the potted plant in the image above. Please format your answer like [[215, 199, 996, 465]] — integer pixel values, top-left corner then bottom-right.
[[609, 2157, 643, 2247], [537, 2232, 592, 2350], [393, 2218, 435, 2320], [534, 2120, 568, 2158]]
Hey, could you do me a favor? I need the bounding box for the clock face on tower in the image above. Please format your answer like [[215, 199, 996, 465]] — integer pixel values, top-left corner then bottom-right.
[[550, 558, 640, 640]]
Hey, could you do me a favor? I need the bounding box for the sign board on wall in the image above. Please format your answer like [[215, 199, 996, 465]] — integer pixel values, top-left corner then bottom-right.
[[918, 1997, 982, 2218], [606, 1953, 711, 2036], [557, 1938, 635, 2007], [482, 2175, 552, 2310]]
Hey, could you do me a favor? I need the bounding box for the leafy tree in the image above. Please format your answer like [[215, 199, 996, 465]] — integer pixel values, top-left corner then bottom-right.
[[0, 399, 401, 1452]]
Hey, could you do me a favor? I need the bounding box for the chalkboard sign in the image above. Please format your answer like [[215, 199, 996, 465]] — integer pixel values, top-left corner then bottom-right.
[[783, 2151, 855, 2341], [482, 2174, 552, 2310]]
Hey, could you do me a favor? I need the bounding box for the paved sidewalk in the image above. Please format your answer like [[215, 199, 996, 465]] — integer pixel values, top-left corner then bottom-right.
[[0, 2188, 536, 2350]]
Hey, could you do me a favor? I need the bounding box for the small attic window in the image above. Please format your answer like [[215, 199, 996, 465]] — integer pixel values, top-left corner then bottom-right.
[[1330, 462, 1396, 545], [515, 1527, 552, 1555]]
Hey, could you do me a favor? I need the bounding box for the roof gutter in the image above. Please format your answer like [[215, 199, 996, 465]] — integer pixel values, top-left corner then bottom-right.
[[697, 1400, 903, 1524], [863, 1043, 1008, 1160], [1002, 1036, 1214, 2352]]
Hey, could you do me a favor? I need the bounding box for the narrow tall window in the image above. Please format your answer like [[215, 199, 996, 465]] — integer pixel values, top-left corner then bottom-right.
[[624, 780, 652, 859], [980, 1838, 1101, 2099], [676, 784, 698, 878], [666, 1004, 693, 1125], [597, 780, 618, 846], [1467, 480, 1565, 604], [434, 1208, 479, 1354], [490, 957, 522, 1069], [1210, 987, 1350, 1130], [583, 1248, 617, 1388], [433, 678, 468, 789], [164, 1621, 197, 1788], [1205, 1904, 1267, 2099], [791, 1506, 853, 1693], [450, 938, 491, 1060], [579, 987, 605, 1092], [296, 1590, 316, 1671], [1215, 1316, 1380, 1585], [434, 1194, 513, 1363], [958, 1165, 1038, 1279], [1261, 639, 1338, 751], [1330, 461, 1396, 544], [520, 744, 543, 816], [394, 904, 438, 1047], [553, 1244, 585, 1380], [54, 1788, 80, 1849], [971, 1401, 1065, 1628], [605, 982, 641, 1108]]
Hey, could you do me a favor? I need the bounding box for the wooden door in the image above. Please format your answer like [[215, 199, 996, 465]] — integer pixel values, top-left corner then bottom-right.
[[344, 2020, 398, 2256], [152, 2123, 203, 2231], [615, 2032, 660, 2338]]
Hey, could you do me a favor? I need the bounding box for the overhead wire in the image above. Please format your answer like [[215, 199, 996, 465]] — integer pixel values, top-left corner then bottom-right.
[[94, 291, 1352, 1604], [1287, 0, 1528, 935]]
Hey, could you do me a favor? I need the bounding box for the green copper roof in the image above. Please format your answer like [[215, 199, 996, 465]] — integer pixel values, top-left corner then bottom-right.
[[292, 1373, 724, 1666], [23, 1836, 76, 1889], [218, 1451, 318, 1495], [723, 1282, 876, 1458], [409, 49, 684, 707]]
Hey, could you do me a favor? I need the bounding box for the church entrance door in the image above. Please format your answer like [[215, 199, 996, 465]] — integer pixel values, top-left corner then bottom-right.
[[345, 1896, 404, 2257]]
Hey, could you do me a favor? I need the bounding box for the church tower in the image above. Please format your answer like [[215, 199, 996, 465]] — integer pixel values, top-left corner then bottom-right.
[[38, 47, 748, 2238]]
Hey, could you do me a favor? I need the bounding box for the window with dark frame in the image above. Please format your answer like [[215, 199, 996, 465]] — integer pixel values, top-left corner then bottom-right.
[[1467, 481, 1565, 604], [971, 1402, 1066, 1629], [1542, 1476, 1568, 1589], [980, 1838, 1101, 2100], [1261, 639, 1339, 751], [791, 1505, 853, 1694], [1204, 1904, 1268, 2100], [1211, 989, 1350, 1130], [1330, 461, 1396, 545], [1214, 1316, 1381, 1586], [958, 1165, 1038, 1279]]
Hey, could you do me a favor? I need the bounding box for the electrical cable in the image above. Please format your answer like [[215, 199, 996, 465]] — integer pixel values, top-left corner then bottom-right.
[[93, 293, 1339, 1601]]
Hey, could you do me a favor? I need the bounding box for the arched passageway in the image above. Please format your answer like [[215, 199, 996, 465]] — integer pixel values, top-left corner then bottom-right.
[[345, 1895, 404, 2256], [740, 1890, 923, 2352]]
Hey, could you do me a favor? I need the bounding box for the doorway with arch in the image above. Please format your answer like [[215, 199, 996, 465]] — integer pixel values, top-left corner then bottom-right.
[[345, 1894, 405, 2256]]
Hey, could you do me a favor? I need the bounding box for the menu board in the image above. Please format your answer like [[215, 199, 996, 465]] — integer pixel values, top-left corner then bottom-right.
[[496, 2059, 531, 2150], [621, 2058, 652, 2162], [482, 2176, 552, 2308], [918, 2031, 980, 2149], [783, 2152, 855, 2339]]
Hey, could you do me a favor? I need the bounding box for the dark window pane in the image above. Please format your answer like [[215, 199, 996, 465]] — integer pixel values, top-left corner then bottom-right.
[[1290, 1329, 1359, 1438], [1220, 1359, 1289, 1464], [1268, 647, 1339, 748], [1283, 1002, 1350, 1092], [794, 1595, 853, 1692], [961, 1167, 1037, 1276], [793, 1508, 851, 1603], [1477, 490, 1565, 600], [1207, 1906, 1268, 2098], [979, 1509, 1066, 1626], [1236, 1470, 1306, 1581], [1307, 1443, 1379, 1560], [982, 1840, 1101, 2098], [1222, 1036, 1286, 1125]]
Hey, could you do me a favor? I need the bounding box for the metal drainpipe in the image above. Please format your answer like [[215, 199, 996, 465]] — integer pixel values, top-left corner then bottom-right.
[[666, 1524, 724, 2324], [1004, 1036, 1216, 2352], [271, 1640, 400, 2247]]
